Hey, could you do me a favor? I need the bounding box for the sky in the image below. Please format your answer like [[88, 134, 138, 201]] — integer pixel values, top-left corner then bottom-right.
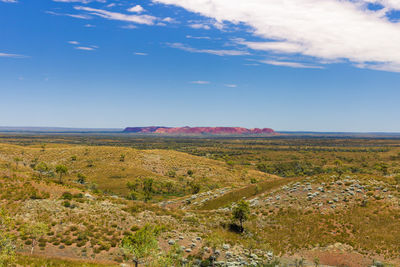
[[1, 0, 400, 132]]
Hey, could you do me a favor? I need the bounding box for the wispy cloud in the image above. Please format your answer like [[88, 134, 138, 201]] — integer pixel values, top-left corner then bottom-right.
[[0, 52, 27, 58], [134, 52, 148, 56], [46, 10, 91, 20], [190, 80, 210, 84], [74, 46, 96, 51], [186, 35, 211, 40], [235, 39, 304, 54], [168, 43, 249, 56], [53, 0, 105, 3], [224, 84, 237, 88], [260, 60, 323, 69], [68, 39, 97, 51], [1, 0, 18, 3], [121, 25, 137, 29], [74, 6, 157, 25], [154, 0, 400, 72]]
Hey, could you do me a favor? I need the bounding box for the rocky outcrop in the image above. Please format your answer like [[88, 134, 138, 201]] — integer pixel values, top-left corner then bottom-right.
[[123, 126, 275, 135]]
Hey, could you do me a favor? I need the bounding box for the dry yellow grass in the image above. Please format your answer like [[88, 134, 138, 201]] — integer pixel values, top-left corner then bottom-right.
[[0, 143, 271, 196]]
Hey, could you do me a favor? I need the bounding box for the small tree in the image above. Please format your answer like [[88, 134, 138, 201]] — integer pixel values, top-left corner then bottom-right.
[[120, 154, 126, 162], [121, 224, 159, 267], [22, 222, 48, 255], [334, 160, 344, 178], [55, 165, 68, 183], [232, 200, 250, 233], [34, 162, 49, 178], [143, 178, 153, 202]]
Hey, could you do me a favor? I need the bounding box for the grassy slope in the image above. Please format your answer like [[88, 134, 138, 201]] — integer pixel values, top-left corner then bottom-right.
[[1, 138, 400, 266], [198, 177, 298, 210], [0, 143, 271, 197], [16, 254, 118, 267]]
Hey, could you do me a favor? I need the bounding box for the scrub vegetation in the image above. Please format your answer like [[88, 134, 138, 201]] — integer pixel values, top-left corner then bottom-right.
[[0, 134, 399, 266]]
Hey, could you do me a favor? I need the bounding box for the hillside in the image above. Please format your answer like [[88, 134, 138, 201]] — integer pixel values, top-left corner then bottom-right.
[[0, 143, 272, 199], [0, 136, 399, 266]]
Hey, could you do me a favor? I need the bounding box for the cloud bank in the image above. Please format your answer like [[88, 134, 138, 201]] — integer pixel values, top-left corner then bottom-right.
[[154, 0, 400, 72]]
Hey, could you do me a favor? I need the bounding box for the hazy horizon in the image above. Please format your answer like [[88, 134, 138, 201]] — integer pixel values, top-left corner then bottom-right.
[[1, 125, 400, 134]]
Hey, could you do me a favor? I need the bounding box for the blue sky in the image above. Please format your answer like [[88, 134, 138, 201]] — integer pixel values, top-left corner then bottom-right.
[[1, 0, 400, 132]]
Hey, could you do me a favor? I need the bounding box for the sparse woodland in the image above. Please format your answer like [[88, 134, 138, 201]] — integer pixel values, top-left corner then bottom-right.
[[0, 134, 399, 266]]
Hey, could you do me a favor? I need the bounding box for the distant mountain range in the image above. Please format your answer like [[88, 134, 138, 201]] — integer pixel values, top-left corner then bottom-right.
[[1, 127, 400, 138], [123, 126, 275, 135]]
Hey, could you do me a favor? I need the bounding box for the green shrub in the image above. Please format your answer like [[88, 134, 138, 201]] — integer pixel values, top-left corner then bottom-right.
[[62, 200, 71, 208], [130, 225, 140, 232], [61, 192, 73, 200]]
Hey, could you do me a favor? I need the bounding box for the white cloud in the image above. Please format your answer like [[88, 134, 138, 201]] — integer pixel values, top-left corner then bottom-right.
[[168, 42, 249, 56], [121, 24, 137, 29], [53, 0, 105, 3], [189, 23, 210, 30], [153, 0, 400, 72], [75, 46, 95, 51], [190, 80, 210, 84], [0, 52, 26, 58], [186, 35, 211, 40], [134, 52, 148, 56], [84, 24, 95, 27], [46, 10, 91, 19], [74, 6, 157, 25], [260, 60, 323, 69], [235, 39, 304, 54], [68, 41, 80, 45], [224, 84, 237, 88], [163, 17, 176, 23], [1, 0, 18, 3], [127, 5, 144, 13]]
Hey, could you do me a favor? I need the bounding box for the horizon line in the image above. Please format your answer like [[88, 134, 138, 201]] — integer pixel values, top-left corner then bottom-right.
[[0, 126, 400, 134]]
